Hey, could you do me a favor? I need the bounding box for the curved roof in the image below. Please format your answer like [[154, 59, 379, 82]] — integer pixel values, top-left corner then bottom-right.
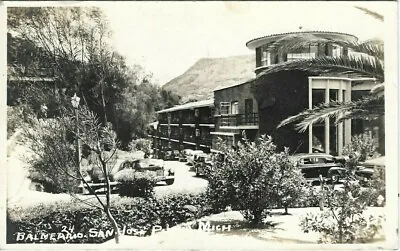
[[246, 31, 358, 50]]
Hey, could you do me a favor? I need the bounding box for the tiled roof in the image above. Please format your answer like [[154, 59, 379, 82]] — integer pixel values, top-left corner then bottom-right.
[[157, 99, 214, 114]]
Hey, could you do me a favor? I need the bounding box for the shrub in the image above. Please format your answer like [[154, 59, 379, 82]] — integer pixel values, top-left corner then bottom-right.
[[206, 135, 306, 225], [271, 149, 308, 214], [127, 138, 152, 157], [342, 132, 380, 162], [114, 169, 156, 198], [7, 193, 212, 244], [300, 169, 384, 243], [7, 106, 25, 138]]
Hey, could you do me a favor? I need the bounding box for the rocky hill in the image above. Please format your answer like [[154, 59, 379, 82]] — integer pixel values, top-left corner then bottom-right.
[[163, 55, 255, 103]]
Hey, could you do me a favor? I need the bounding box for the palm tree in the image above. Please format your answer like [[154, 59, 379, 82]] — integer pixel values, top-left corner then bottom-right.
[[261, 8, 385, 132]]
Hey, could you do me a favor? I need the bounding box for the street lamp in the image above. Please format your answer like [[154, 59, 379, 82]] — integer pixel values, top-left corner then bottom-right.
[[71, 93, 81, 172]]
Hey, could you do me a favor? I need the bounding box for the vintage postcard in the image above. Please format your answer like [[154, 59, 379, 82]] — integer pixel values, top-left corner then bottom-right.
[[1, 1, 398, 250]]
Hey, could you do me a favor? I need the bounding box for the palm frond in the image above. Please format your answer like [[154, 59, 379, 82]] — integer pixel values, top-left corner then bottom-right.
[[355, 6, 384, 21], [259, 55, 384, 82], [277, 95, 384, 132]]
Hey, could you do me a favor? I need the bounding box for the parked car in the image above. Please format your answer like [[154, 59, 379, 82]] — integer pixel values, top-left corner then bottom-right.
[[161, 148, 179, 161], [178, 149, 193, 162], [187, 150, 204, 165], [194, 153, 213, 177], [290, 153, 342, 182], [291, 153, 375, 186], [115, 158, 175, 185]]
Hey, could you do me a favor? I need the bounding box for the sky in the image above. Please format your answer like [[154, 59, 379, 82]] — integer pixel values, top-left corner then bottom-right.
[[97, 2, 394, 85]]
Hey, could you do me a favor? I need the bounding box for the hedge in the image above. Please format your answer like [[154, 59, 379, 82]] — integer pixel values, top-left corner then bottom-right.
[[7, 193, 213, 244]]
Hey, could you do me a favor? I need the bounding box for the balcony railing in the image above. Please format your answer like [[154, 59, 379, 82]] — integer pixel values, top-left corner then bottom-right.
[[181, 116, 195, 124], [199, 138, 212, 146], [199, 116, 214, 124], [220, 113, 259, 127]]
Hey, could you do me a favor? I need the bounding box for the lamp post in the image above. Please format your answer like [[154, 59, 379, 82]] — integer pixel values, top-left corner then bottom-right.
[[71, 93, 81, 172]]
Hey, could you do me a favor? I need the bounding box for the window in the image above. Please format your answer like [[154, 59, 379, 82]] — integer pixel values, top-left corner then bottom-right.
[[287, 52, 316, 61], [220, 102, 231, 115], [231, 101, 239, 114], [332, 45, 342, 57], [261, 51, 271, 66]]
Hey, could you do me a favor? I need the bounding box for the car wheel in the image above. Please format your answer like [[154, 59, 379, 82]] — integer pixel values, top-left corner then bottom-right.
[[165, 179, 174, 185]]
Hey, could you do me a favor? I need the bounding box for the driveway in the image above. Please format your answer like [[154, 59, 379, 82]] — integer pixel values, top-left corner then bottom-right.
[[7, 158, 208, 208], [154, 160, 208, 196]]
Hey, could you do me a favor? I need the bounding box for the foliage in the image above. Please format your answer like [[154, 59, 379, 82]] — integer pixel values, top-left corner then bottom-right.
[[7, 7, 180, 145], [23, 106, 119, 193], [127, 138, 152, 157], [206, 135, 306, 225], [342, 132, 380, 162], [23, 117, 80, 193], [114, 80, 180, 146], [7, 193, 211, 244], [278, 96, 384, 132], [114, 170, 156, 198], [7, 106, 25, 138], [272, 9, 385, 131], [271, 149, 308, 214], [300, 165, 384, 243], [23, 105, 122, 242], [367, 165, 385, 206]]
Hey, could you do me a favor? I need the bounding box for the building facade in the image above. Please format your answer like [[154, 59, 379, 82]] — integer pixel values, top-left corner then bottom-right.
[[152, 31, 384, 156], [153, 99, 214, 153]]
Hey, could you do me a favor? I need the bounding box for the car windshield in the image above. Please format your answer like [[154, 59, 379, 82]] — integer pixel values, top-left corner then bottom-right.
[[302, 156, 335, 164]]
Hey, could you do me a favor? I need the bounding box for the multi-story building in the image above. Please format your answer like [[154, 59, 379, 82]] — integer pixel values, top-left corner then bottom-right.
[[212, 79, 259, 151], [153, 31, 384, 156], [152, 99, 214, 153], [213, 31, 383, 155]]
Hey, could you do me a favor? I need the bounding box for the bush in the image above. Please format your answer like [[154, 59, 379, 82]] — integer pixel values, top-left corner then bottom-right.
[[342, 132, 380, 162], [364, 164, 385, 207], [7, 106, 25, 138], [114, 169, 156, 198], [206, 135, 306, 225], [127, 138, 152, 157], [300, 170, 384, 243], [7, 193, 211, 244]]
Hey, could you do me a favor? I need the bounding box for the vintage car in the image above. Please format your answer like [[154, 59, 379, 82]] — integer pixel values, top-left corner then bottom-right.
[[178, 149, 193, 162], [159, 148, 179, 161], [187, 150, 204, 165], [115, 158, 175, 185], [194, 153, 213, 176], [291, 153, 375, 186], [290, 153, 342, 181]]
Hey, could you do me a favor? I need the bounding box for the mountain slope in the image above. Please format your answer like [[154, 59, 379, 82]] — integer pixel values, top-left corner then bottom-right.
[[163, 55, 255, 102]]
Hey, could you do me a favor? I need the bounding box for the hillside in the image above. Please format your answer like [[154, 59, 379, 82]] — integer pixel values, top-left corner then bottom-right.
[[163, 55, 255, 102]]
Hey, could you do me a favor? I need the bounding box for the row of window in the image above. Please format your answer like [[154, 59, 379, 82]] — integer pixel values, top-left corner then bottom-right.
[[220, 101, 238, 115], [259, 44, 344, 67], [219, 99, 254, 115]]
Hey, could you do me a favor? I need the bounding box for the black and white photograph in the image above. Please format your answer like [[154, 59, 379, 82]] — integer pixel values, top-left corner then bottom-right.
[[2, 1, 399, 250]]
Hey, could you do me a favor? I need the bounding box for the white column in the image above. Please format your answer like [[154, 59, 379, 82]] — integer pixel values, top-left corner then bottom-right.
[[308, 78, 313, 153], [325, 80, 330, 154], [344, 81, 352, 145], [337, 80, 343, 155]]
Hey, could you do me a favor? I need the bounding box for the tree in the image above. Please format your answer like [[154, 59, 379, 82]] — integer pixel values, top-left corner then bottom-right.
[[273, 149, 307, 214], [272, 7, 384, 132], [206, 135, 306, 225], [8, 7, 180, 144], [23, 105, 122, 243]]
